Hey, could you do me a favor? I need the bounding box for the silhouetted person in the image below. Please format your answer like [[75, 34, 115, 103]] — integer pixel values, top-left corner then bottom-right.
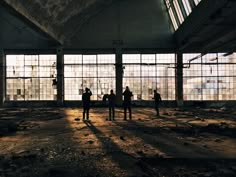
[[82, 88, 92, 120], [108, 90, 116, 121], [123, 86, 133, 120], [153, 90, 162, 116]]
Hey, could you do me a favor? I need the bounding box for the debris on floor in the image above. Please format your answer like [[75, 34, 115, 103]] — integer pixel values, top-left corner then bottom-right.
[[0, 107, 236, 177]]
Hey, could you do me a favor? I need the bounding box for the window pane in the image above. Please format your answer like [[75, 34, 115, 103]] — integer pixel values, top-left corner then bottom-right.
[[64, 54, 115, 100], [6, 55, 57, 101], [123, 54, 141, 63], [83, 55, 96, 64], [64, 55, 82, 64], [183, 52, 236, 100], [123, 54, 175, 100], [97, 54, 115, 64]]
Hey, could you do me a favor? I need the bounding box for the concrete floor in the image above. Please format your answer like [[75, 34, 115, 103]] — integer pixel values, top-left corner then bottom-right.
[[0, 107, 236, 177]]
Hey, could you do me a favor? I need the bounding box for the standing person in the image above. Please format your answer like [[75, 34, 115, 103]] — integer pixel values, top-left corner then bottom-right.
[[123, 86, 133, 120], [82, 88, 92, 120], [108, 89, 116, 121], [153, 90, 162, 116]]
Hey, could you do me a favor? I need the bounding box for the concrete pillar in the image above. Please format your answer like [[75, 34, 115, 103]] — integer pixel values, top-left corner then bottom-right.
[[0, 50, 5, 107], [57, 48, 64, 106], [115, 47, 123, 106], [176, 53, 183, 107]]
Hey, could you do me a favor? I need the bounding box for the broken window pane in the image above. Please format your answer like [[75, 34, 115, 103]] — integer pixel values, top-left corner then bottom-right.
[[183, 53, 236, 100], [6, 55, 57, 101]]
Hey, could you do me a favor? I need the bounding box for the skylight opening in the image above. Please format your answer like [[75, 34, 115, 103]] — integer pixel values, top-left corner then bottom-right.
[[182, 0, 192, 16], [165, 0, 203, 31]]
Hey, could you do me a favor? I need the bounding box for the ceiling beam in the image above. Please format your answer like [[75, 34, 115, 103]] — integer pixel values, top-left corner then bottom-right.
[[0, 1, 62, 46], [175, 0, 229, 51]]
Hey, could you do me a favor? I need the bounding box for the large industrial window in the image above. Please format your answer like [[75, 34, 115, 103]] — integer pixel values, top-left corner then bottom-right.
[[164, 0, 202, 31], [64, 54, 115, 100], [123, 54, 175, 100], [183, 53, 236, 100], [6, 55, 57, 101]]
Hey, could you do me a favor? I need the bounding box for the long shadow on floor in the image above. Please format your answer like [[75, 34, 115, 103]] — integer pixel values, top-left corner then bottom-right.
[[83, 120, 158, 177], [156, 115, 236, 139], [112, 119, 225, 158], [133, 107, 236, 140]]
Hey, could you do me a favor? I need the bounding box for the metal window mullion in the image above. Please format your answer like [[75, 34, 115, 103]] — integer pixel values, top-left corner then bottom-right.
[[217, 53, 219, 100], [166, 1, 179, 30], [38, 55, 40, 100], [140, 54, 142, 99], [165, 0, 178, 30], [181, 0, 192, 16], [164, 0, 171, 9], [140, 57, 141, 99], [155, 54, 157, 93], [96, 55, 98, 101], [200, 54, 203, 101], [188, 0, 196, 10], [3, 58, 5, 100], [177, 0, 187, 19], [173, 0, 184, 24], [167, 64, 169, 100], [171, 4, 180, 30], [170, 1, 181, 27], [24, 55, 26, 101], [82, 55, 84, 91]]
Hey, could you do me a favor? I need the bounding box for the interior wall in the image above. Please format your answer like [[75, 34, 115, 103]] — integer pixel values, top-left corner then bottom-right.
[[66, 0, 175, 50]]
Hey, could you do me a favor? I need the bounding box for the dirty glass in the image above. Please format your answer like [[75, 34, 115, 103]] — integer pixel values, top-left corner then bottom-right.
[[183, 53, 236, 100], [123, 54, 175, 100], [64, 54, 115, 100], [6, 55, 57, 101]]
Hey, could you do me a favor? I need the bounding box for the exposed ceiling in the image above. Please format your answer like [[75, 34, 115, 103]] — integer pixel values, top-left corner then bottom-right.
[[175, 0, 236, 53], [0, 3, 59, 49], [2, 0, 236, 53], [1, 0, 175, 50], [2, 0, 116, 44]]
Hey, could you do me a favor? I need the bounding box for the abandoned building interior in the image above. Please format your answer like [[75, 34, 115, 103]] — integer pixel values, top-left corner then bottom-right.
[[1, 0, 236, 176]]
